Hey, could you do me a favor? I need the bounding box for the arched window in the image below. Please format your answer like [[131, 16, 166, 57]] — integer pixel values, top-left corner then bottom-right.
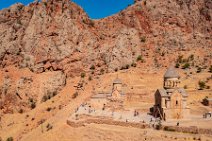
[[176, 100, 178, 105]]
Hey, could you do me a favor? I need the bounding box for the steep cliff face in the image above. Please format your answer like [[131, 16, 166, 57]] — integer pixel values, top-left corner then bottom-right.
[[0, 0, 211, 113], [0, 0, 211, 75]]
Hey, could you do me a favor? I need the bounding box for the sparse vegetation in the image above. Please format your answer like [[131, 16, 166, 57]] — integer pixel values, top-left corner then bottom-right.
[[125, 64, 130, 69], [137, 55, 142, 61], [29, 98, 36, 109], [46, 107, 52, 112], [196, 67, 202, 73], [6, 137, 13, 141], [72, 92, 78, 99], [18, 109, 23, 114], [131, 62, 137, 67], [42, 91, 57, 102], [121, 64, 130, 70], [46, 123, 53, 131], [182, 63, 190, 69], [88, 76, 92, 81], [198, 81, 206, 90], [90, 65, 95, 70], [81, 72, 86, 78], [140, 36, 146, 42], [209, 65, 212, 73], [184, 85, 188, 89], [100, 68, 104, 74], [175, 63, 180, 68]]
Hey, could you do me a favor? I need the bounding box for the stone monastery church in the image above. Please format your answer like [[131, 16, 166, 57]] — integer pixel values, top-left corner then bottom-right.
[[153, 66, 190, 120]]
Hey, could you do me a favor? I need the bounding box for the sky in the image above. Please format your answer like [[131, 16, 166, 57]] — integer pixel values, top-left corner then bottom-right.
[[0, 0, 134, 19]]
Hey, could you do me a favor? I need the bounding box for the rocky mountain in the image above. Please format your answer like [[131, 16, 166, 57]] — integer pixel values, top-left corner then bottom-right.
[[0, 0, 211, 113]]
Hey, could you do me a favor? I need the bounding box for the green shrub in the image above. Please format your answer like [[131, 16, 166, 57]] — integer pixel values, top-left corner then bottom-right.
[[81, 72, 86, 78], [198, 81, 206, 90], [90, 65, 95, 70], [196, 67, 202, 73], [175, 63, 180, 68], [42, 95, 48, 102], [6, 137, 13, 141], [29, 98, 36, 109], [184, 85, 188, 89], [46, 107, 52, 112], [188, 54, 194, 61], [137, 55, 142, 61], [30, 102, 36, 109], [88, 76, 92, 81], [72, 92, 78, 99], [131, 62, 137, 67], [125, 64, 130, 69], [209, 65, 212, 73], [140, 36, 146, 42], [100, 68, 104, 74], [177, 55, 183, 63], [46, 123, 53, 131], [182, 63, 190, 69]]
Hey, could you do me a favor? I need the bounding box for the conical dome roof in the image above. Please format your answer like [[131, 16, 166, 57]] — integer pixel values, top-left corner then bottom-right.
[[164, 66, 180, 78]]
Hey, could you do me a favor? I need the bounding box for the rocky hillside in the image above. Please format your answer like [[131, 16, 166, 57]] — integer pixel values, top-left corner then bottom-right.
[[0, 0, 211, 113]]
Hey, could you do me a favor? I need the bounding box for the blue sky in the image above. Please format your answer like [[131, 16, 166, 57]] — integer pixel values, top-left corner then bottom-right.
[[0, 0, 134, 19]]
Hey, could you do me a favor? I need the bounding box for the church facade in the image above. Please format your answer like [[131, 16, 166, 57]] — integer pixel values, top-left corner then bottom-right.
[[153, 67, 190, 120]]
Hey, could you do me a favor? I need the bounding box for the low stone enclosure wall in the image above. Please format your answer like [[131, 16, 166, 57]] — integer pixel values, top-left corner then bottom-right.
[[67, 118, 212, 135], [67, 118, 148, 129], [163, 126, 212, 135]]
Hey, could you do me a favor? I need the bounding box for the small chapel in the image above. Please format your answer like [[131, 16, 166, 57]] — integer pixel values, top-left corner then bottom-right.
[[153, 66, 190, 121]]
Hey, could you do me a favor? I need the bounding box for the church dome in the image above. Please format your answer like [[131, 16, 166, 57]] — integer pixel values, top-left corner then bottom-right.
[[164, 66, 180, 79]]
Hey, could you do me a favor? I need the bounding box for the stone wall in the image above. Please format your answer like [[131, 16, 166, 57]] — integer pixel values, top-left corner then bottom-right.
[[163, 126, 212, 135], [67, 118, 149, 129]]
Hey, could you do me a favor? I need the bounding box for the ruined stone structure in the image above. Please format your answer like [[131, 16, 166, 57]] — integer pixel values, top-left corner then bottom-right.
[[91, 77, 124, 100], [153, 67, 190, 120]]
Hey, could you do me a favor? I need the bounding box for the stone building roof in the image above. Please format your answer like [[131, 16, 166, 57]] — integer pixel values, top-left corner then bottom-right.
[[164, 66, 180, 78], [113, 78, 122, 84], [91, 93, 111, 99], [158, 88, 188, 97]]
